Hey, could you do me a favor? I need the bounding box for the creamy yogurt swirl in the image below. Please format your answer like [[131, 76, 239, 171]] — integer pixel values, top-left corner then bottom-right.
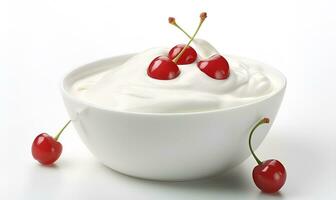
[[71, 39, 279, 113]]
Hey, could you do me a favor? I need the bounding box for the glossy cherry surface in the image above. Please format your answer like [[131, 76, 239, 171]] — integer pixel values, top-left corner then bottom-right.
[[248, 118, 287, 193], [197, 54, 230, 79], [147, 56, 180, 80], [253, 159, 287, 193], [32, 133, 62, 165], [168, 44, 197, 65]]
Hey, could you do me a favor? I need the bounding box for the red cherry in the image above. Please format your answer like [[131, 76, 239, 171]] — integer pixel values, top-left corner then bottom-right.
[[253, 159, 287, 193], [197, 54, 230, 80], [248, 118, 287, 193], [168, 44, 197, 65], [32, 133, 62, 165], [147, 56, 180, 80], [31, 120, 70, 165]]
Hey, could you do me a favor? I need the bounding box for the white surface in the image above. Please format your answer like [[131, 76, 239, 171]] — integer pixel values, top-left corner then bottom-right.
[[1, 0, 335, 199]]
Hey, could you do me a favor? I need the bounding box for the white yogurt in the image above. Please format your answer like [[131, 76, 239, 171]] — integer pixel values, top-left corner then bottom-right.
[[71, 39, 281, 113]]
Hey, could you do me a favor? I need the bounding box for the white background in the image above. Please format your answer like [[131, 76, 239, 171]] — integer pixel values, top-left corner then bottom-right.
[[1, 0, 336, 199]]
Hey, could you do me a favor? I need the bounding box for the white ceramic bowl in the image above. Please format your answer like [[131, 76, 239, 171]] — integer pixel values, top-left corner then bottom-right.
[[61, 54, 286, 181]]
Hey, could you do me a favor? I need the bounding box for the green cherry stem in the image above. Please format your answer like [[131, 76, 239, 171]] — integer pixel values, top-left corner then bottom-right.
[[248, 117, 270, 165], [169, 17, 192, 39], [54, 120, 71, 141], [172, 12, 207, 63]]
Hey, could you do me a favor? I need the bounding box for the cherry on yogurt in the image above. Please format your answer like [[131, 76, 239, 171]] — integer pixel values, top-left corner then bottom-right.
[[169, 14, 230, 80], [168, 17, 197, 65], [197, 54, 230, 80], [168, 44, 197, 65], [147, 56, 180, 80], [148, 12, 207, 80]]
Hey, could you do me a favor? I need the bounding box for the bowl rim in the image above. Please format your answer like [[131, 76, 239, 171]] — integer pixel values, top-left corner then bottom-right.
[[60, 53, 287, 116]]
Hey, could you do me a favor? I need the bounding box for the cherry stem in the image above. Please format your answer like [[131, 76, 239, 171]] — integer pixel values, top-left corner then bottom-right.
[[172, 14, 206, 63], [248, 117, 270, 165], [54, 120, 71, 141], [172, 23, 192, 39]]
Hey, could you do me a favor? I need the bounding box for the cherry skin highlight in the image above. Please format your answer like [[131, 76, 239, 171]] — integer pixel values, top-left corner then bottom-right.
[[197, 54, 230, 79], [147, 56, 180, 80], [168, 44, 197, 65], [253, 159, 287, 193], [32, 133, 62, 165]]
